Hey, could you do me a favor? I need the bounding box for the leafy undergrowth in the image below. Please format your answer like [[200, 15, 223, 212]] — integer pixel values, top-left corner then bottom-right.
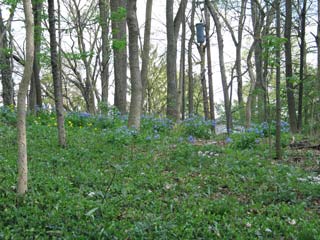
[[0, 111, 319, 239]]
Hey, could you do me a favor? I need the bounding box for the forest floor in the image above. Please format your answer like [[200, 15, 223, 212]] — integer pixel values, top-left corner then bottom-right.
[[0, 111, 319, 239]]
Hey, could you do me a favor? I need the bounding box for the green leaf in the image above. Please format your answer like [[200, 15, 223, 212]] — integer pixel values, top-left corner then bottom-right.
[[85, 207, 99, 217]]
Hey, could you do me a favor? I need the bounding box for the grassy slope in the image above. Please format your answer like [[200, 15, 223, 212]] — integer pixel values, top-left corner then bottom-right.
[[0, 121, 319, 239]]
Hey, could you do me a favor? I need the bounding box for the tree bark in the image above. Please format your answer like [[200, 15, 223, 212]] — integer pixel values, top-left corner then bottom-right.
[[198, 44, 209, 120], [127, 0, 142, 129], [297, 0, 307, 131], [285, 0, 298, 133], [48, 0, 66, 147], [17, 0, 34, 196], [251, 0, 266, 122], [236, 0, 247, 123], [318, 0, 320, 113], [111, 0, 127, 114], [177, 0, 186, 120], [99, 0, 111, 105], [275, 0, 281, 159], [166, 0, 178, 120], [188, 0, 196, 117], [0, 8, 14, 106], [29, 0, 43, 112], [165, 0, 187, 120], [141, 0, 153, 111], [205, 5, 215, 126], [245, 42, 256, 128]]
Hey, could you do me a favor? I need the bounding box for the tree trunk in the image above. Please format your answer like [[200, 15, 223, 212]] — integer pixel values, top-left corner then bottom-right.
[[165, 0, 187, 120], [127, 0, 142, 129], [111, 0, 127, 114], [297, 0, 307, 131], [177, 1, 186, 120], [188, 0, 196, 117], [198, 45, 209, 120], [207, 1, 232, 133], [166, 0, 178, 120], [246, 42, 256, 128], [29, 0, 43, 112], [236, 0, 247, 123], [318, 0, 320, 118], [315, 0, 320, 131], [17, 0, 34, 196], [99, 0, 111, 105], [48, 0, 66, 147], [251, 0, 265, 122], [275, 0, 281, 160], [0, 8, 14, 106], [205, 5, 215, 126], [285, 0, 298, 133], [141, 0, 153, 111]]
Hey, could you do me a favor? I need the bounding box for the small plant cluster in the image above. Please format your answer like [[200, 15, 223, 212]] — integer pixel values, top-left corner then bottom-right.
[[141, 114, 173, 134], [0, 105, 16, 125], [228, 121, 290, 150], [180, 115, 215, 139]]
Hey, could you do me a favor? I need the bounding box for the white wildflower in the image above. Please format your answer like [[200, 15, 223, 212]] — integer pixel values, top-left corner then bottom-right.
[[288, 219, 296, 225], [245, 222, 252, 228], [88, 192, 95, 197]]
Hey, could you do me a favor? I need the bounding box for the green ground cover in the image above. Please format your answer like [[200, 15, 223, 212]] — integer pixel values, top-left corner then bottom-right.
[[0, 109, 319, 239]]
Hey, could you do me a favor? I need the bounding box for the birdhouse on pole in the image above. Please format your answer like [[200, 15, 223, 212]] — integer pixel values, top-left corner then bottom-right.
[[196, 22, 205, 44]]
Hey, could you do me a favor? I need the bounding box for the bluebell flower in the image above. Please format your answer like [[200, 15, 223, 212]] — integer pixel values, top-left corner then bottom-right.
[[79, 112, 91, 118], [247, 128, 254, 133], [188, 135, 195, 143], [145, 136, 152, 141], [255, 139, 260, 144], [154, 134, 160, 140], [178, 137, 184, 143], [226, 137, 232, 144]]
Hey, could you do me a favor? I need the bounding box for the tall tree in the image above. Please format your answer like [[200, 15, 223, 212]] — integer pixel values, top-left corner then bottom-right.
[[127, 0, 142, 128], [318, 0, 320, 120], [197, 43, 209, 120], [245, 42, 256, 128], [29, 0, 43, 111], [206, 1, 232, 133], [166, 0, 178, 119], [251, 0, 266, 122], [0, 7, 14, 106], [284, 0, 298, 133], [205, 6, 215, 125], [48, 0, 66, 147], [275, 0, 281, 159], [98, 0, 111, 105], [177, 0, 186, 119], [17, 0, 34, 196], [110, 0, 127, 114], [297, 0, 307, 131], [188, 0, 196, 117], [141, 0, 153, 110], [217, 0, 247, 123], [166, 0, 187, 120]]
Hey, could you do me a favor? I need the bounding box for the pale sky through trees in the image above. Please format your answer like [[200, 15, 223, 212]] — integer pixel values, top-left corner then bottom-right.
[[136, 1, 318, 105], [1, 0, 318, 106]]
